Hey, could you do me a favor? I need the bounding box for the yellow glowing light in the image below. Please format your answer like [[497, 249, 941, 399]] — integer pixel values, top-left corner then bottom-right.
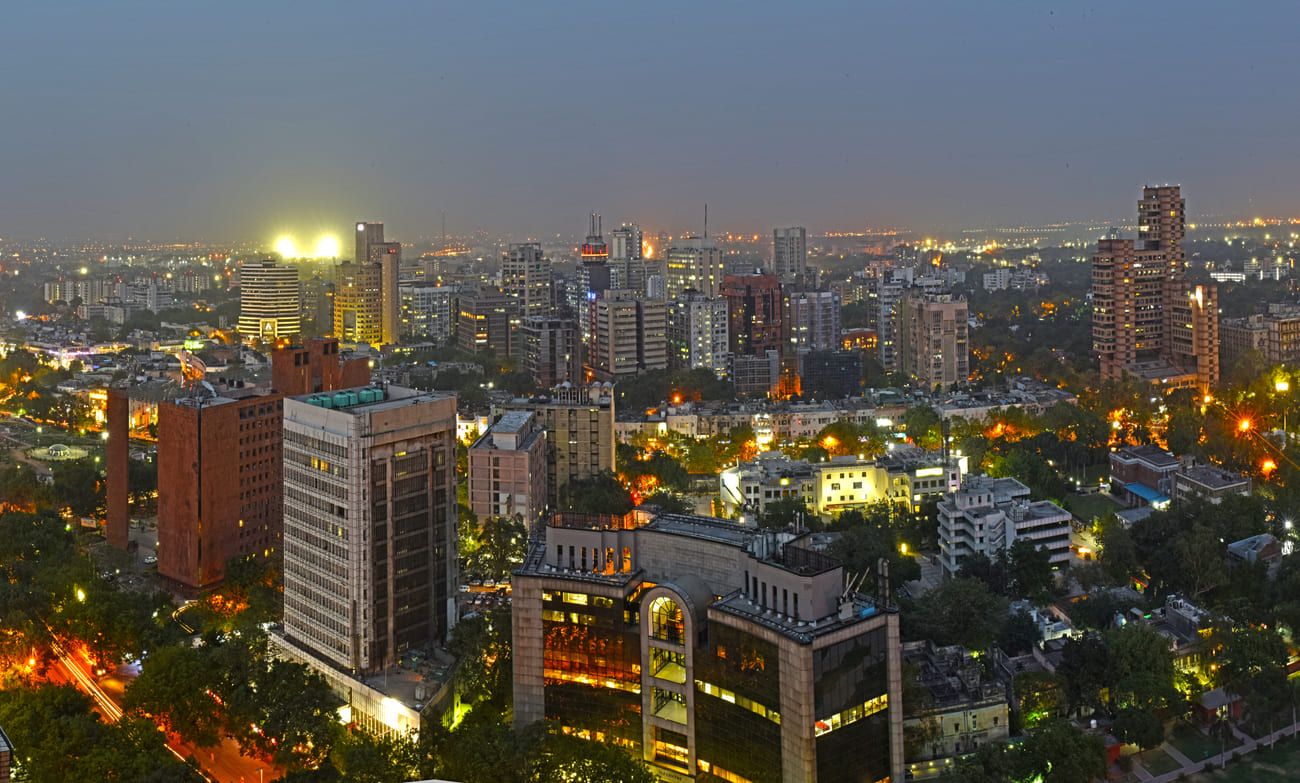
[[274, 236, 299, 258], [1262, 458, 1278, 476], [899, 542, 909, 556], [643, 241, 654, 258], [1238, 418, 1253, 433], [314, 235, 341, 258], [76, 587, 86, 603], [1277, 379, 1291, 394]]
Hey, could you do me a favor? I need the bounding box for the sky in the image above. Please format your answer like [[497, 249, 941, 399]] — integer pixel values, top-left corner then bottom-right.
[[3, 1, 1300, 243]]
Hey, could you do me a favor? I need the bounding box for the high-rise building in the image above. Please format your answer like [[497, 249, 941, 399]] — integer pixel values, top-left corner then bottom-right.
[[513, 509, 905, 783], [937, 475, 1072, 577], [271, 338, 372, 397], [520, 316, 580, 389], [895, 292, 969, 391], [333, 261, 383, 346], [354, 221, 402, 346], [588, 289, 668, 381], [237, 258, 301, 342], [502, 242, 553, 319], [458, 286, 516, 356], [399, 282, 458, 344], [1092, 186, 1219, 392], [771, 226, 808, 280], [1220, 305, 1300, 368], [573, 259, 615, 347], [468, 410, 548, 527], [501, 383, 615, 505], [157, 387, 283, 590], [800, 350, 862, 399], [610, 223, 647, 296], [665, 237, 726, 300], [783, 289, 841, 353], [722, 274, 784, 357], [281, 386, 458, 675], [667, 290, 729, 376]]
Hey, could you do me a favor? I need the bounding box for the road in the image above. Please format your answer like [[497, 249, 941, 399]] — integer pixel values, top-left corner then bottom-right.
[[50, 636, 279, 782]]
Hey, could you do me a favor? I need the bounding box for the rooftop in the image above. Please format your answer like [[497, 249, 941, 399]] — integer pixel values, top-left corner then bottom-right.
[[712, 589, 888, 644], [1113, 444, 1179, 468], [1179, 464, 1249, 490]]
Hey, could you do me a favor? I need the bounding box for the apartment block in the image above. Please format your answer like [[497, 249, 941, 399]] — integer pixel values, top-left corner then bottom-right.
[[501, 383, 616, 504], [667, 290, 730, 376], [468, 410, 548, 527], [895, 292, 969, 392], [589, 289, 668, 381], [937, 475, 1072, 576]]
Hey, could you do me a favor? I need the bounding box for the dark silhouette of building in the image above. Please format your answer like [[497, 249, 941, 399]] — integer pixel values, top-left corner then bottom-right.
[[723, 274, 783, 357]]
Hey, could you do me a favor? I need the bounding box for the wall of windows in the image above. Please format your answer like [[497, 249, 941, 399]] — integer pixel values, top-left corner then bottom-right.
[[813, 629, 892, 783], [694, 624, 782, 783]]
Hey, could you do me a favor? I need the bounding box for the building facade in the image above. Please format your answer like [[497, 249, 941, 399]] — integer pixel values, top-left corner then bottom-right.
[[771, 226, 808, 281], [520, 315, 581, 390], [784, 290, 841, 353], [723, 274, 784, 358], [281, 386, 458, 675], [468, 410, 548, 527], [501, 383, 616, 504], [399, 282, 457, 344], [667, 291, 730, 376], [237, 258, 301, 341], [1092, 186, 1219, 392], [665, 237, 726, 300], [513, 510, 905, 783], [271, 338, 371, 397], [936, 476, 1072, 577], [157, 387, 284, 590], [333, 261, 383, 346], [458, 286, 516, 355], [895, 292, 969, 392], [589, 289, 668, 381], [502, 242, 554, 319]]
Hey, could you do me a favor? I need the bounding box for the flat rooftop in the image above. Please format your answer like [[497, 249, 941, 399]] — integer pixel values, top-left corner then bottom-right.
[[712, 590, 889, 644], [643, 513, 754, 547], [1180, 464, 1248, 490], [289, 385, 453, 416]]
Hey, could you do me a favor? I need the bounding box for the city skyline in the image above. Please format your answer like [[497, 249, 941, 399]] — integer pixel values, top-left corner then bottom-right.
[[5, 2, 1300, 241]]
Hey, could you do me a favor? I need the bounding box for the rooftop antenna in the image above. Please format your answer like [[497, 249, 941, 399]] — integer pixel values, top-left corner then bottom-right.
[[441, 211, 446, 248], [704, 203, 709, 238]]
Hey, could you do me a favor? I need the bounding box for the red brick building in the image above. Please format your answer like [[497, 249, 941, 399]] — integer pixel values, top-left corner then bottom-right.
[[105, 388, 130, 550], [156, 388, 283, 590], [272, 337, 370, 397]]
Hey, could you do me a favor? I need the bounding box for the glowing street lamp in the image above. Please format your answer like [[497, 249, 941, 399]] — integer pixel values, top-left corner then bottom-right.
[[1238, 418, 1253, 434]]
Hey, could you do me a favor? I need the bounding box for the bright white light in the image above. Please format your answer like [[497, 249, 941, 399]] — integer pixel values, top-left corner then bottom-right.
[[314, 235, 341, 258], [274, 236, 299, 258], [14, 310, 26, 321]]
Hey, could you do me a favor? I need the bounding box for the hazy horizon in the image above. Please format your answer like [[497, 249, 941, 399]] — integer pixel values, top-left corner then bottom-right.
[[5, 1, 1300, 243]]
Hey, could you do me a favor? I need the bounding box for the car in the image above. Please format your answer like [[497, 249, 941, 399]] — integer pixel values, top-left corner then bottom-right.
[[484, 578, 496, 589], [144, 555, 158, 565], [470, 578, 483, 587], [458, 584, 470, 593]]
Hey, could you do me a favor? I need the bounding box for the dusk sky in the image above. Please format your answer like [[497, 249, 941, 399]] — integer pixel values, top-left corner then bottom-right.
[[4, 1, 1300, 242]]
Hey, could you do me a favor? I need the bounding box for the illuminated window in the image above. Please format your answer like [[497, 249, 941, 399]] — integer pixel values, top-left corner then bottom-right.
[[650, 595, 685, 644]]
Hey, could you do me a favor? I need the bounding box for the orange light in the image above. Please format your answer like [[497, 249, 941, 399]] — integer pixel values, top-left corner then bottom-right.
[[1262, 459, 1278, 476], [1238, 418, 1253, 433]]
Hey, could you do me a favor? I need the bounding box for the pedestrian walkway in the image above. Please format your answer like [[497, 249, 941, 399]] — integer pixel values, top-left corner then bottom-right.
[[1125, 721, 1300, 783]]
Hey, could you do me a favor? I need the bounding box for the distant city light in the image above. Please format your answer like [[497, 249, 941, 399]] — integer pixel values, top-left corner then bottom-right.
[[314, 235, 341, 258], [1238, 418, 1253, 433], [13, 310, 26, 321], [274, 236, 299, 258]]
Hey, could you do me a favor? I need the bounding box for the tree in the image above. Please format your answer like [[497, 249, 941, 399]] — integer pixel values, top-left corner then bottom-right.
[[559, 472, 634, 515], [829, 507, 921, 584], [1211, 623, 1289, 722], [910, 578, 1008, 651], [1015, 671, 1065, 728], [528, 729, 657, 783], [1057, 635, 1109, 716], [243, 659, 342, 769], [1006, 538, 1055, 602], [757, 496, 814, 530], [903, 405, 942, 450], [1113, 707, 1164, 752], [998, 610, 1040, 656], [124, 644, 224, 747], [1104, 624, 1177, 712], [471, 515, 527, 580], [51, 457, 104, 518], [1095, 515, 1139, 586], [958, 552, 1007, 595], [450, 604, 513, 710], [985, 447, 1070, 503], [1032, 718, 1107, 783]]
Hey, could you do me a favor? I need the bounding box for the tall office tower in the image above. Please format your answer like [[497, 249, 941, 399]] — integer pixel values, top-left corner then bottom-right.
[[502, 242, 554, 319], [282, 386, 458, 675], [771, 226, 808, 281], [896, 291, 969, 391], [588, 289, 669, 381], [783, 289, 841, 352], [502, 383, 615, 505], [610, 223, 647, 296], [333, 261, 383, 346], [237, 258, 302, 342], [157, 386, 283, 590], [468, 410, 548, 527], [458, 286, 516, 356], [399, 282, 458, 344], [1092, 186, 1218, 392], [722, 274, 784, 357], [573, 259, 614, 347], [665, 236, 726, 299], [513, 510, 905, 783], [667, 290, 730, 376], [271, 337, 372, 397], [354, 221, 402, 345], [520, 316, 580, 389]]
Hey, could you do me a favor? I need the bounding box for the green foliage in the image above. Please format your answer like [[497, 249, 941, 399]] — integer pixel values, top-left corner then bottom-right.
[[756, 496, 815, 530], [0, 684, 202, 782], [1210, 622, 1289, 719], [1103, 623, 1178, 712], [950, 717, 1105, 783], [828, 504, 921, 584], [903, 405, 942, 450], [1130, 494, 1270, 601], [51, 457, 104, 518], [985, 447, 1070, 503], [1113, 707, 1164, 751], [559, 471, 634, 515], [908, 577, 1008, 650], [998, 610, 1040, 656], [615, 367, 734, 413], [1056, 635, 1109, 716], [124, 644, 225, 747], [1006, 538, 1055, 602], [1095, 515, 1139, 586], [461, 515, 527, 580], [1015, 670, 1065, 728], [450, 604, 513, 710]]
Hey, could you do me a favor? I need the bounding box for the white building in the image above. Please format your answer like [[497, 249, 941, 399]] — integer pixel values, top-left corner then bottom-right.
[[281, 386, 458, 677], [937, 475, 1072, 577], [784, 289, 841, 352], [399, 282, 457, 344], [771, 226, 808, 280], [982, 268, 1012, 292], [668, 291, 729, 376], [501, 242, 553, 318], [664, 237, 725, 299], [237, 258, 301, 341]]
